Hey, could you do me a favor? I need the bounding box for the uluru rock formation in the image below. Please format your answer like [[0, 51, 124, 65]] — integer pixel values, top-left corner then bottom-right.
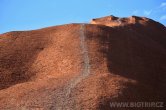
[[0, 15, 166, 110]]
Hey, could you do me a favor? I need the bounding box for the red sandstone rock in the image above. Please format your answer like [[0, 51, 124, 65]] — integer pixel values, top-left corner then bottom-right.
[[0, 16, 166, 110]]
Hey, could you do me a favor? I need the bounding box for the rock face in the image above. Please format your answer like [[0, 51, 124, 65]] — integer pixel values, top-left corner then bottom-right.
[[0, 15, 166, 110], [91, 15, 157, 27]]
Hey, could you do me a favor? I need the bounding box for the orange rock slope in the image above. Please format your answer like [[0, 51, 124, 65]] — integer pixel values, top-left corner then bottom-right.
[[0, 15, 166, 110]]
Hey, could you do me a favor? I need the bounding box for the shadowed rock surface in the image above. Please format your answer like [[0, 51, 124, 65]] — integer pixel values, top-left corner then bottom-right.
[[0, 15, 166, 110]]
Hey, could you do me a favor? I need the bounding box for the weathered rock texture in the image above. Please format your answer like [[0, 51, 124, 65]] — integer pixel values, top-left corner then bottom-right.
[[0, 15, 166, 110]]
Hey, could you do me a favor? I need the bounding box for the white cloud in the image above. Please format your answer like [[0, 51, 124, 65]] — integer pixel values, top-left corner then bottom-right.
[[159, 2, 166, 10], [144, 10, 152, 16], [160, 15, 166, 20], [160, 2, 166, 7]]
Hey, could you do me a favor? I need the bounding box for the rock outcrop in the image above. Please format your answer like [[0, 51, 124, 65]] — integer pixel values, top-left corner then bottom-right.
[[0, 15, 166, 110]]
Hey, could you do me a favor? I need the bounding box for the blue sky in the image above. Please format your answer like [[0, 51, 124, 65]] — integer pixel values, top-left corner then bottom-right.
[[0, 0, 166, 33]]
